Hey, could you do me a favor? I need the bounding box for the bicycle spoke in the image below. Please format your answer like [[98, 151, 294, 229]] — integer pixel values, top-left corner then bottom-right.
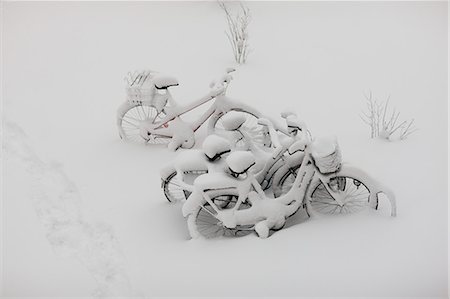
[[310, 177, 370, 215], [194, 195, 252, 238]]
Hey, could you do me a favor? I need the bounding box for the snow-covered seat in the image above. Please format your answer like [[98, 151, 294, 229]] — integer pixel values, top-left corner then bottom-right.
[[175, 150, 208, 173], [202, 135, 231, 161], [194, 172, 238, 191], [221, 112, 246, 131], [226, 151, 256, 175], [160, 165, 177, 181], [153, 75, 179, 89], [288, 139, 307, 155], [256, 118, 272, 127], [286, 115, 306, 132]]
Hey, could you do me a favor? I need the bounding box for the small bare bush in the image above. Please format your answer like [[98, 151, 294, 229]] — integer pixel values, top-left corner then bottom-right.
[[360, 92, 418, 141], [219, 1, 251, 64]]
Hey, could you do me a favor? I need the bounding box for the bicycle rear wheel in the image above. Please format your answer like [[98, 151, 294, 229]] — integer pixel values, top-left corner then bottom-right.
[[117, 103, 170, 144]]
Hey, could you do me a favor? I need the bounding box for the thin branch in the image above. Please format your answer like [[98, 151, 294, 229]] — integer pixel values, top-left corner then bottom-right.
[[219, 1, 251, 64], [400, 119, 418, 139], [361, 92, 418, 140]]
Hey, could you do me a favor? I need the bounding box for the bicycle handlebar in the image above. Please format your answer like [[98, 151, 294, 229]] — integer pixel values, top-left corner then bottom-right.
[[209, 68, 236, 96]]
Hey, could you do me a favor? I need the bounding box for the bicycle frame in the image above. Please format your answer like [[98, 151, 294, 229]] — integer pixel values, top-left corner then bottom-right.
[[237, 147, 316, 214], [142, 91, 227, 138], [141, 87, 290, 142], [234, 125, 300, 190]]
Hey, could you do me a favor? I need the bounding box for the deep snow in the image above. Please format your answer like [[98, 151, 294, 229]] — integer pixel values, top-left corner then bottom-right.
[[2, 1, 448, 298]]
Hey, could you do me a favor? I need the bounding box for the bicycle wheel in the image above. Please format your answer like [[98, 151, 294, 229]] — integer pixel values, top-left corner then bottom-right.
[[308, 176, 370, 215], [208, 108, 271, 149], [189, 195, 253, 239], [117, 103, 170, 144], [162, 170, 207, 203]]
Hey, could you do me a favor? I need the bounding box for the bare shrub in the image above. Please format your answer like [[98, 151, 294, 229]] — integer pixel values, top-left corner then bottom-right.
[[219, 1, 251, 64], [360, 92, 418, 141]]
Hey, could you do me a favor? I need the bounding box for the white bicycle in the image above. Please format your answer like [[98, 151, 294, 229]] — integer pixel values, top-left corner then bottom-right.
[[117, 68, 282, 150]]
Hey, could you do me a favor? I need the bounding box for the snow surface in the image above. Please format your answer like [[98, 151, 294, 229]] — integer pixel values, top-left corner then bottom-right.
[[2, 1, 448, 298]]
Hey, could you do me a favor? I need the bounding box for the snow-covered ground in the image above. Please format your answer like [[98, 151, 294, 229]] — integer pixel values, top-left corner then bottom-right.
[[2, 2, 448, 298]]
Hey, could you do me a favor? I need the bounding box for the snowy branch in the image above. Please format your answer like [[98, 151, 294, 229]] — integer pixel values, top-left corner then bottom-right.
[[219, 1, 251, 64], [360, 92, 417, 141]]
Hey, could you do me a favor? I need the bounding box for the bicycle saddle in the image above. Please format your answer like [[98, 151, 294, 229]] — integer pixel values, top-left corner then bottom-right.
[[153, 75, 179, 89], [175, 149, 208, 173], [221, 112, 246, 131], [280, 110, 297, 119], [226, 151, 256, 176], [288, 139, 307, 155], [202, 135, 231, 161], [286, 115, 306, 131]]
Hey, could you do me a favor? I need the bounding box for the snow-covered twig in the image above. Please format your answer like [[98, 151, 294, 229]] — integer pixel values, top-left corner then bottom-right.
[[399, 118, 419, 140], [360, 92, 417, 141], [219, 1, 251, 64]]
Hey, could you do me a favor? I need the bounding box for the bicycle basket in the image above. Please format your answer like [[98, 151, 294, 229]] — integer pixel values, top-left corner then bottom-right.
[[125, 70, 156, 103], [311, 137, 342, 174]]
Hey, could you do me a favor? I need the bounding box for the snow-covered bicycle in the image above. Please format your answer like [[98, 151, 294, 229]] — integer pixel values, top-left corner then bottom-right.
[[182, 137, 396, 239], [161, 113, 308, 202], [117, 68, 276, 150]]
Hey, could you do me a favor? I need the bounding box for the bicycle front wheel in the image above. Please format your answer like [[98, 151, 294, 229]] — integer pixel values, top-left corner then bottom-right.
[[188, 195, 253, 239], [162, 170, 207, 203], [308, 176, 370, 215], [273, 166, 371, 215]]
